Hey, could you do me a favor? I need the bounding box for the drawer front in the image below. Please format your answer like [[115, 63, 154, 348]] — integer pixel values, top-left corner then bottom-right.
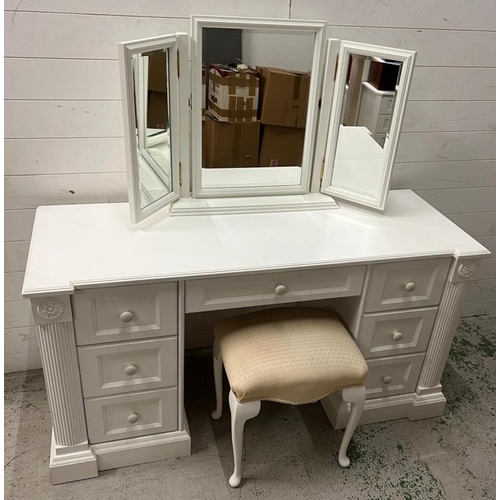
[[358, 307, 437, 358], [375, 114, 391, 133], [85, 388, 178, 444], [365, 258, 450, 313], [379, 94, 395, 114], [374, 133, 386, 147], [365, 353, 424, 399], [73, 283, 178, 345], [186, 266, 366, 313], [78, 338, 177, 398]]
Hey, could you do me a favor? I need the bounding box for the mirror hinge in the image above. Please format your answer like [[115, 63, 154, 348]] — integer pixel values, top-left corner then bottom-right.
[[320, 159, 325, 181], [177, 49, 180, 78], [188, 95, 192, 109], [334, 56, 339, 81], [179, 162, 182, 186]]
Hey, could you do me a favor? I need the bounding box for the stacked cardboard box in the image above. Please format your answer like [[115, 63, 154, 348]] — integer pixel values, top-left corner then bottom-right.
[[207, 64, 259, 122], [202, 64, 310, 169], [204, 64, 261, 168], [257, 66, 309, 167], [147, 51, 168, 129], [204, 115, 260, 168]]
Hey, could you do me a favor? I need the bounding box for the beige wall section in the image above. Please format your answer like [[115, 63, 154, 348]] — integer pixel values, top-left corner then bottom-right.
[[4, 1, 495, 372]]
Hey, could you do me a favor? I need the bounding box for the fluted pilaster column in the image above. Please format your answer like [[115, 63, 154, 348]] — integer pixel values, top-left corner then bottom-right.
[[31, 295, 97, 483], [417, 280, 467, 393], [412, 258, 480, 419], [37, 321, 88, 446]]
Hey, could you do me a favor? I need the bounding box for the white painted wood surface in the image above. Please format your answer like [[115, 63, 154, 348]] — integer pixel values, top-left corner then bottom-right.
[[4, 2, 495, 371], [22, 191, 488, 298]]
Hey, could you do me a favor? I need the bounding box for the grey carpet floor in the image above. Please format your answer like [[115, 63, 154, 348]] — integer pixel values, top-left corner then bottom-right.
[[4, 315, 495, 499]]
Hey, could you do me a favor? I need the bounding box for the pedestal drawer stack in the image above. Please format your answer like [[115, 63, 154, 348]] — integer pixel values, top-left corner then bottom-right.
[[358, 258, 451, 399], [72, 283, 180, 444]]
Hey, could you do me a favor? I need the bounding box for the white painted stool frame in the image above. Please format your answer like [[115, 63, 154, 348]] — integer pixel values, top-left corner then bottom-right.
[[211, 339, 366, 488]]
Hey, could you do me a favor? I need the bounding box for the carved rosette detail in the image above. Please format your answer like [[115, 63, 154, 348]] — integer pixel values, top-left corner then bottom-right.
[[457, 262, 477, 279], [37, 298, 65, 320]]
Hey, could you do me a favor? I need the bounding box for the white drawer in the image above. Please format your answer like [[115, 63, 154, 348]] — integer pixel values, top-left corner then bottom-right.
[[85, 388, 178, 444], [73, 283, 178, 345], [365, 259, 450, 313], [365, 353, 424, 399], [375, 114, 391, 133], [78, 338, 177, 398], [374, 133, 386, 147], [186, 266, 366, 313], [358, 307, 437, 358], [379, 94, 394, 114]]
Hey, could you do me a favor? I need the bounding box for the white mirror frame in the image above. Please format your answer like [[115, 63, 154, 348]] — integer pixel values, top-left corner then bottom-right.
[[118, 33, 187, 224], [321, 41, 416, 211], [190, 15, 326, 199]]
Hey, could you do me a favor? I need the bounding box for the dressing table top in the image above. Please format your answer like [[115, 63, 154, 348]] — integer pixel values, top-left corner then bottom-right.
[[23, 190, 489, 298]]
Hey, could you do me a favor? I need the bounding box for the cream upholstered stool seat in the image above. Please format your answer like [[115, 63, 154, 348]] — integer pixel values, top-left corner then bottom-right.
[[211, 307, 368, 487]]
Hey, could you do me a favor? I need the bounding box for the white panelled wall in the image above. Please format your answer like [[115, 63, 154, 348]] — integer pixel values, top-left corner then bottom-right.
[[4, 1, 495, 372]]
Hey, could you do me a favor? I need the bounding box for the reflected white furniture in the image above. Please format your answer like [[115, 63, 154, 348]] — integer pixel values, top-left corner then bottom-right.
[[23, 190, 489, 484], [211, 307, 368, 487], [357, 81, 395, 147]]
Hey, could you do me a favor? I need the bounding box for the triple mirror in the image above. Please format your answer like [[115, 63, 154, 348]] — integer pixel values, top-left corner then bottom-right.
[[118, 17, 415, 223]]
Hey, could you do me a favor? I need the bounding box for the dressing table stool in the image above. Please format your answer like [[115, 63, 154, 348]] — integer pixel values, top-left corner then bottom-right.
[[211, 307, 368, 487]]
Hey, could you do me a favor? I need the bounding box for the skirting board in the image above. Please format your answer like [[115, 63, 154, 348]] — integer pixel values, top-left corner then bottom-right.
[[321, 390, 447, 430], [92, 412, 191, 471]]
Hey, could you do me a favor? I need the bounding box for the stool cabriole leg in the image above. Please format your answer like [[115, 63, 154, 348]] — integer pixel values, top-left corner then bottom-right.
[[338, 385, 366, 467], [211, 340, 223, 420], [228, 390, 261, 488]]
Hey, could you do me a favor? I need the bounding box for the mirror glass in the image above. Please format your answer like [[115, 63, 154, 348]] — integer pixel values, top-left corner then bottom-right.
[[131, 48, 173, 208], [200, 27, 315, 191], [331, 55, 402, 199]]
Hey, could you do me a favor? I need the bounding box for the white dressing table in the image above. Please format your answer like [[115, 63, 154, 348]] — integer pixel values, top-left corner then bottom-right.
[[23, 190, 488, 483], [21, 14, 490, 485]]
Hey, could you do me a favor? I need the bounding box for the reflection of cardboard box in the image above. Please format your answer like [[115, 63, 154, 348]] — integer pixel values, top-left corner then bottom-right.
[[259, 125, 305, 167], [147, 91, 168, 129], [202, 120, 206, 165], [208, 64, 259, 122], [257, 67, 310, 128], [202, 64, 207, 120], [148, 51, 167, 93], [205, 115, 260, 167]]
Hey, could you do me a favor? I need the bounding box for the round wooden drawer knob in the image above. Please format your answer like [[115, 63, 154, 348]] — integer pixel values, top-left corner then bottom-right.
[[127, 412, 140, 424], [404, 281, 416, 292], [274, 284, 288, 296], [125, 364, 138, 376], [382, 375, 393, 385], [392, 331, 404, 341], [120, 310, 135, 323]]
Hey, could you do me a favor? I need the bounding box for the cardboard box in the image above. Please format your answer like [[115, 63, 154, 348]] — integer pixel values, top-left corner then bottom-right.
[[202, 120, 206, 166], [148, 51, 167, 93], [208, 64, 259, 122], [257, 67, 310, 128], [204, 115, 260, 168], [259, 125, 305, 167], [147, 91, 168, 130], [202, 64, 207, 120]]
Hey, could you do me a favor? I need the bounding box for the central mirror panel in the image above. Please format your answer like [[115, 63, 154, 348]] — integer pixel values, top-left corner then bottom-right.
[[191, 17, 326, 198]]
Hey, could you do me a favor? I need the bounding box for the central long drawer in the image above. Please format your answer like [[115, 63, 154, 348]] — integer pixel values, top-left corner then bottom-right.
[[185, 266, 366, 313]]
